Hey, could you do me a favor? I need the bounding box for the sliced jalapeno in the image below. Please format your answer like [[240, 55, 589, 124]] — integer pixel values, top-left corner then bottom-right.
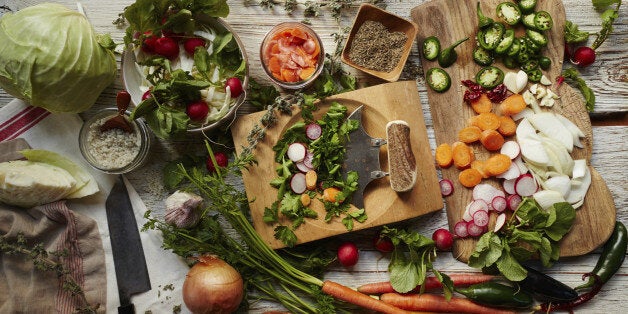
[[525, 36, 542, 52], [538, 56, 551, 70], [507, 37, 523, 57], [496, 2, 522, 25], [517, 50, 532, 64], [521, 59, 540, 72], [478, 22, 505, 50], [476, 66, 504, 89], [534, 11, 553, 31], [473, 46, 494, 66], [476, 2, 494, 29], [526, 68, 543, 82], [503, 56, 519, 69], [422, 36, 441, 61], [526, 29, 548, 47], [522, 13, 538, 29], [495, 29, 515, 54], [518, 0, 537, 14], [426, 67, 451, 92]]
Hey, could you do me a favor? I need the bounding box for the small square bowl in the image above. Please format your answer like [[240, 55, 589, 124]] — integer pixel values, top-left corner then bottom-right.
[[341, 4, 418, 82]]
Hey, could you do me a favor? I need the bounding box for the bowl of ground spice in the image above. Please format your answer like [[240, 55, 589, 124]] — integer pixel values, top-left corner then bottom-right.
[[79, 108, 152, 174], [341, 3, 418, 82]]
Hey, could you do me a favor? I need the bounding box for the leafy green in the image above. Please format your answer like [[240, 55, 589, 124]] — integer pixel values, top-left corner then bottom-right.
[[561, 68, 596, 111], [468, 198, 576, 281], [0, 3, 116, 113], [246, 79, 280, 109], [592, 0, 621, 11], [564, 20, 591, 43], [591, 6, 620, 50]]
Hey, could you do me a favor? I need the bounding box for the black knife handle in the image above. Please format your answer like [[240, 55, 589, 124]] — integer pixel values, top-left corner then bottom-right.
[[118, 303, 135, 314]]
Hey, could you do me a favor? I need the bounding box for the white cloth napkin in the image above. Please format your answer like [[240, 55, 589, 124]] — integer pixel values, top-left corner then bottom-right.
[[0, 99, 190, 313]]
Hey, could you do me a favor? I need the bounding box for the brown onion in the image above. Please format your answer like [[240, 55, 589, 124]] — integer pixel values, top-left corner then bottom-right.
[[182, 255, 244, 314]]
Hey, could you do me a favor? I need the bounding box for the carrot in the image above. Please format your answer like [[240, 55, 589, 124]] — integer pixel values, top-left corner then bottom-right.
[[498, 94, 527, 116], [484, 153, 512, 176], [323, 187, 342, 203], [357, 274, 496, 295], [469, 93, 492, 114], [497, 115, 516, 137], [435, 143, 453, 168], [458, 126, 482, 143], [471, 112, 500, 131], [321, 280, 410, 314], [480, 129, 505, 151], [459, 168, 483, 187], [471, 160, 490, 179], [380, 293, 515, 314], [452, 141, 474, 169]]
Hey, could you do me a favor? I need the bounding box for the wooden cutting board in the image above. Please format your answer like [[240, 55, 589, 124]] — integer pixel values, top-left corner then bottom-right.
[[231, 81, 443, 249], [411, 0, 616, 261]]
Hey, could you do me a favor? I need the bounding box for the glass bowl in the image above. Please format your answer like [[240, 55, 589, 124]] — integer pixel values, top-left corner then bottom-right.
[[121, 16, 249, 134], [79, 108, 152, 174], [260, 22, 324, 90]]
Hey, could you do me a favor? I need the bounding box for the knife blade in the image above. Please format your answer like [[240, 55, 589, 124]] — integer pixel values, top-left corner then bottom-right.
[[106, 175, 151, 314]]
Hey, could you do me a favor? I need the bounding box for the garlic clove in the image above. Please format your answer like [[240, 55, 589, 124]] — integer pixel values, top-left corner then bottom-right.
[[165, 190, 204, 229], [540, 75, 552, 86], [515, 70, 528, 93], [503, 72, 520, 94]]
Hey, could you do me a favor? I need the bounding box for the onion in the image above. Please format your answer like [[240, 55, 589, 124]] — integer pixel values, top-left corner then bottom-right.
[[183, 255, 244, 314]]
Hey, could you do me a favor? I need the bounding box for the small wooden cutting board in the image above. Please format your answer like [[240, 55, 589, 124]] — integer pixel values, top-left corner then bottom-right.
[[411, 0, 616, 261], [232, 81, 443, 249]]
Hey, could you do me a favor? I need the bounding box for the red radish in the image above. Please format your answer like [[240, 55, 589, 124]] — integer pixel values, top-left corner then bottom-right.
[[337, 242, 359, 267], [500, 141, 520, 159], [290, 173, 307, 194], [494, 213, 507, 232], [472, 210, 489, 227], [295, 161, 311, 173], [467, 221, 485, 237], [186, 101, 209, 121], [462, 205, 474, 222], [439, 179, 454, 197], [507, 194, 522, 211], [473, 183, 505, 204], [206, 152, 228, 173], [287, 143, 307, 162], [302, 151, 314, 169], [141, 31, 159, 53], [184, 37, 206, 55], [432, 229, 454, 251], [373, 235, 394, 253], [514, 173, 537, 197], [496, 162, 521, 180], [454, 221, 469, 238], [491, 196, 507, 212], [225, 77, 244, 98], [502, 178, 517, 195], [305, 123, 323, 140], [153, 36, 180, 60], [141, 90, 152, 100], [571, 46, 596, 67], [468, 199, 489, 217]]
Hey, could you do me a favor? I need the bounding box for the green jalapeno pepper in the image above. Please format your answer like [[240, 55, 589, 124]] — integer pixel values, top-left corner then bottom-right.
[[438, 37, 469, 68], [495, 29, 515, 54], [422, 36, 440, 61], [518, 0, 537, 14], [455, 282, 533, 309], [478, 22, 505, 51], [521, 59, 540, 72], [473, 46, 494, 66], [526, 68, 543, 82], [522, 13, 538, 29], [520, 265, 579, 302], [496, 2, 522, 25], [476, 2, 494, 29], [534, 11, 553, 31], [476, 66, 504, 89], [538, 56, 551, 70], [575, 221, 627, 290], [503, 56, 519, 69], [526, 29, 548, 47], [426, 67, 451, 92]]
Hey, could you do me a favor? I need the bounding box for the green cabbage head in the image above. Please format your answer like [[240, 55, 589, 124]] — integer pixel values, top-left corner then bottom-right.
[[0, 3, 117, 113]]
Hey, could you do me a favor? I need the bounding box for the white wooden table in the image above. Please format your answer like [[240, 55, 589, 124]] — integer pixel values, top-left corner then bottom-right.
[[1, 0, 626, 312]]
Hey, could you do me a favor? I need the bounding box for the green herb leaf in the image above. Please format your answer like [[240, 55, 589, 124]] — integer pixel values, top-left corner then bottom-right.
[[496, 246, 528, 281], [544, 202, 576, 241], [274, 225, 297, 248], [562, 68, 596, 111], [389, 248, 422, 293], [564, 20, 591, 43], [591, 0, 621, 11]]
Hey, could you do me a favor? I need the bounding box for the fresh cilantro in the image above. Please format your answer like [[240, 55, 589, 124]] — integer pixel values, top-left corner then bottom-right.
[[468, 198, 576, 282], [274, 225, 297, 248], [562, 68, 596, 111]]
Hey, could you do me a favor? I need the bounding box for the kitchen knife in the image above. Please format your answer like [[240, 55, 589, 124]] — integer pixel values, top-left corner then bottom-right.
[[342, 106, 417, 209], [106, 175, 151, 314]]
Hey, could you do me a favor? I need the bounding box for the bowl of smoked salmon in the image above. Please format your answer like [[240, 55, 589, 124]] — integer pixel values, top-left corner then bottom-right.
[[260, 22, 324, 90]]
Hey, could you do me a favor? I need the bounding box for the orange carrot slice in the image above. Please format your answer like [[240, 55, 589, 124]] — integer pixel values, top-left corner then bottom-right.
[[485, 154, 512, 176], [452, 141, 474, 169], [472, 112, 501, 131], [470, 93, 492, 114], [480, 129, 505, 151], [497, 115, 517, 137], [499, 94, 527, 116], [458, 126, 482, 143], [435, 143, 453, 168], [459, 168, 483, 187]]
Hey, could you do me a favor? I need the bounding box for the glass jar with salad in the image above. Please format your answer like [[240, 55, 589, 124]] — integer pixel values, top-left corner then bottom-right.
[[121, 2, 248, 139]]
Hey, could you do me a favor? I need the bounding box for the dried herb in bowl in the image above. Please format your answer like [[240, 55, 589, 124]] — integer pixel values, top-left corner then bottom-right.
[[347, 20, 408, 73]]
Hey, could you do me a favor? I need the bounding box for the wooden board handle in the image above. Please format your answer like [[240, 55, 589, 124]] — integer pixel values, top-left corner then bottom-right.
[[386, 120, 417, 192]]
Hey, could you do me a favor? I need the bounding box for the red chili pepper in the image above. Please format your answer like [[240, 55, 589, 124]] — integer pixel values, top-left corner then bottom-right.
[[487, 84, 507, 103], [537, 274, 602, 313]]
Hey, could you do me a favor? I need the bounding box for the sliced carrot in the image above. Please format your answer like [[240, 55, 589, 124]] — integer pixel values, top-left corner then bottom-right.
[[299, 66, 316, 80], [458, 126, 482, 143], [484, 153, 512, 176], [452, 141, 474, 169], [268, 56, 282, 73], [497, 115, 517, 137], [471, 112, 500, 131], [471, 160, 490, 179], [321, 281, 408, 314], [435, 143, 453, 168], [323, 187, 342, 203], [480, 129, 505, 151], [281, 68, 299, 82], [498, 93, 527, 116], [270, 42, 281, 54], [380, 293, 515, 314], [470, 93, 492, 114], [459, 168, 483, 188]]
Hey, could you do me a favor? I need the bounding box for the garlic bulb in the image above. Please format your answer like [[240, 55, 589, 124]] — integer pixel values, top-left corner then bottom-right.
[[164, 190, 204, 228]]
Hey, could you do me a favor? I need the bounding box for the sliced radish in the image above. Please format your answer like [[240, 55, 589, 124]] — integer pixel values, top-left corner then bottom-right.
[[472, 210, 489, 227], [290, 173, 307, 194], [500, 141, 521, 159], [287, 142, 307, 162], [473, 183, 505, 204], [305, 123, 322, 140], [513, 156, 529, 174], [439, 179, 454, 197], [467, 221, 485, 237], [303, 151, 314, 169], [468, 199, 489, 217], [491, 196, 507, 212], [507, 194, 522, 211], [454, 221, 469, 238], [503, 178, 517, 195], [296, 161, 311, 173], [496, 162, 521, 180], [515, 173, 537, 197], [462, 202, 474, 222], [494, 213, 507, 232]]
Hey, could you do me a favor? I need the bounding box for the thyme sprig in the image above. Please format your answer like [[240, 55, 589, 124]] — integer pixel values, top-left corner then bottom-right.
[[246, 0, 383, 22], [0, 233, 99, 314]]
